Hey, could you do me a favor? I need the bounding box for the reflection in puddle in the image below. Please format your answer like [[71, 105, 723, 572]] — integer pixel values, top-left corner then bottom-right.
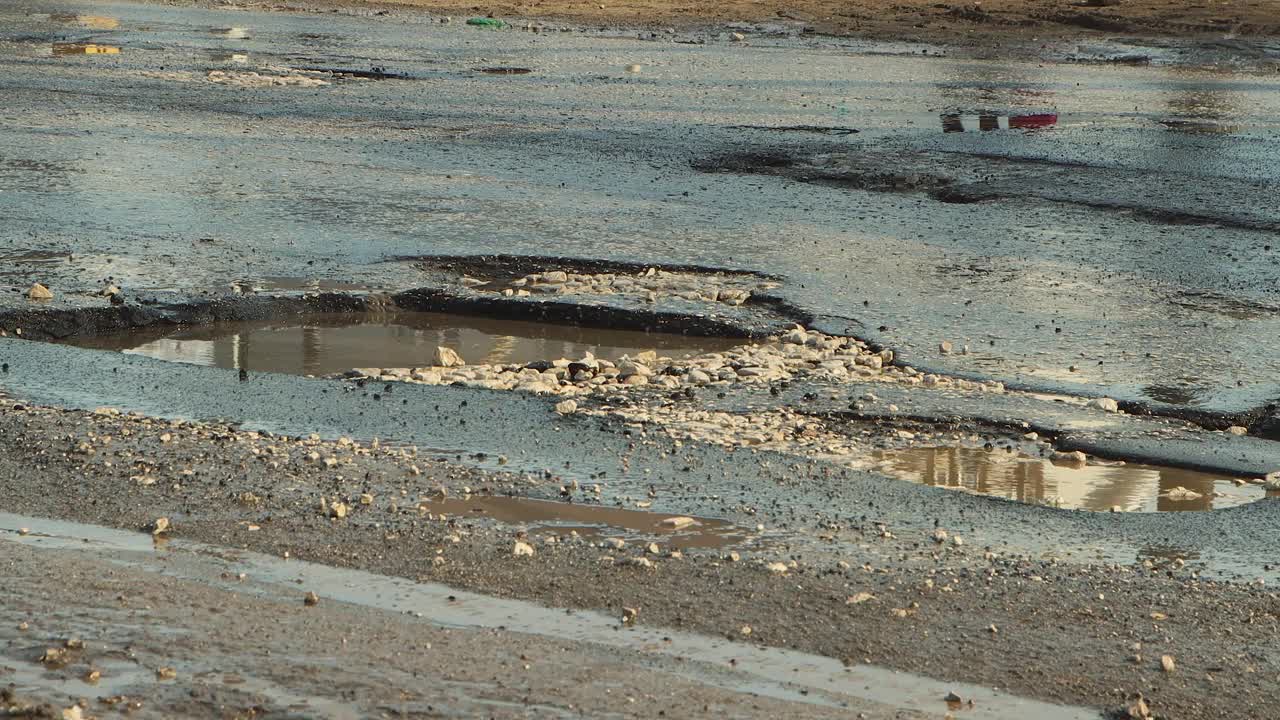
[[213, 27, 249, 39], [207, 51, 250, 64], [71, 312, 742, 377], [49, 13, 120, 30], [941, 113, 1057, 133], [872, 446, 1258, 512], [52, 43, 120, 56], [421, 496, 750, 549]]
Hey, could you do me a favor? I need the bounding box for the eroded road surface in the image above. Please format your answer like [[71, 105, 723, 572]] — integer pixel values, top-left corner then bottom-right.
[[3, 0, 1280, 411], [4, 2, 1280, 718]]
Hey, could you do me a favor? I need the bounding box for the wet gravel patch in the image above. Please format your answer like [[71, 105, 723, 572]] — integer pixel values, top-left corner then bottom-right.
[[1, 400, 1280, 718]]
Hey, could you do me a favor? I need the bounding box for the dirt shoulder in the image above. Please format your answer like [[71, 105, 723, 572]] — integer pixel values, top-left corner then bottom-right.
[[1, 399, 1277, 719], [243, 0, 1279, 49]]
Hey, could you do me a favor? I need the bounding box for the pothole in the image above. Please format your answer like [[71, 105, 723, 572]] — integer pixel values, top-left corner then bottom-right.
[[420, 495, 751, 548], [475, 67, 533, 75], [871, 446, 1268, 512], [67, 311, 741, 377]]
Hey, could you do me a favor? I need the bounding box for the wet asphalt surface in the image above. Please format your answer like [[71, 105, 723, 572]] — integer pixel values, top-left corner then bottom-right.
[[1, 0, 1279, 412], [4, 1, 1280, 717]]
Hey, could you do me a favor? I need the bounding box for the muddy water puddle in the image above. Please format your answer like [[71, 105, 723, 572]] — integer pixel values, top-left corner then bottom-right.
[[422, 495, 749, 548], [72, 312, 740, 377], [51, 42, 120, 56], [873, 446, 1264, 512]]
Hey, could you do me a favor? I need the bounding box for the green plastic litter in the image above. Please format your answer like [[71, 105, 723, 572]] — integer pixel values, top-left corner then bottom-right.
[[466, 17, 506, 28]]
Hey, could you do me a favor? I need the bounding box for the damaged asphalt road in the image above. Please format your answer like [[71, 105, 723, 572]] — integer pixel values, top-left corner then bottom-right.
[[3, 1, 1280, 718], [2, 0, 1280, 413]]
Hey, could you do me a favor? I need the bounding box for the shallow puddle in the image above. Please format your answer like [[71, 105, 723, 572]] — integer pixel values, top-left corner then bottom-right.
[[421, 495, 749, 548], [71, 311, 742, 377], [52, 43, 120, 56], [940, 112, 1057, 132], [873, 446, 1263, 512]]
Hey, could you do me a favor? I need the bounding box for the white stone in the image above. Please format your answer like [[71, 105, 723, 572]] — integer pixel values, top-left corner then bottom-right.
[[1090, 397, 1120, 412], [433, 346, 464, 367]]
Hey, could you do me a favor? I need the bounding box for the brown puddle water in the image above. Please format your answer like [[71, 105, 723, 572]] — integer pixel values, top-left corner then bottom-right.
[[71, 312, 742, 377], [873, 446, 1265, 512], [51, 43, 121, 56], [421, 495, 750, 548]]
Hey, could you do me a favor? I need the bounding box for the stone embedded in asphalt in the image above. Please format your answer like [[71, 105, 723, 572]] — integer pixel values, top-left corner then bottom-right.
[[27, 283, 53, 300], [1050, 450, 1088, 466], [765, 561, 789, 574], [304, 591, 320, 606], [1090, 397, 1120, 412], [513, 540, 535, 557], [1161, 655, 1176, 673], [1162, 486, 1202, 501], [1125, 693, 1152, 719], [659, 516, 697, 530]]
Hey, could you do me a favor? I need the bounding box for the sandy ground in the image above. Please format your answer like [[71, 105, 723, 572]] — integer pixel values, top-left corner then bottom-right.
[[240, 0, 1280, 47], [1, 541, 895, 719], [1, 400, 1277, 718]]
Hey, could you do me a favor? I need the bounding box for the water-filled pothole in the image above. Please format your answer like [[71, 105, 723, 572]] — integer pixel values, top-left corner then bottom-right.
[[71, 312, 742, 377], [873, 446, 1265, 512], [51, 42, 120, 56], [421, 496, 750, 548]]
